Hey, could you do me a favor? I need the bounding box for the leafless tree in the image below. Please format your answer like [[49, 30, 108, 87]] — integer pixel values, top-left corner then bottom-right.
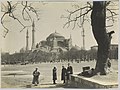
[[1, 1, 43, 38], [62, 1, 118, 75]]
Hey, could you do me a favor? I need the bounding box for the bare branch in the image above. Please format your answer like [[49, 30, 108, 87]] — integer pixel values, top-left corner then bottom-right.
[[107, 8, 118, 15], [62, 1, 118, 31], [106, 8, 118, 23], [69, 6, 92, 15], [77, 23, 82, 28], [20, 25, 32, 32], [27, 5, 40, 20], [105, 1, 111, 6], [62, 2, 93, 29], [1, 1, 41, 38], [87, 2, 92, 8], [21, 1, 32, 21], [1, 1, 17, 38], [22, 1, 34, 21], [63, 8, 92, 28], [72, 4, 80, 9], [72, 15, 77, 29]]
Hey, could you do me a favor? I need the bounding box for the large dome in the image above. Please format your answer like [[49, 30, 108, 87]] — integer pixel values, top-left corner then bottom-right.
[[70, 45, 81, 51], [47, 32, 65, 39]]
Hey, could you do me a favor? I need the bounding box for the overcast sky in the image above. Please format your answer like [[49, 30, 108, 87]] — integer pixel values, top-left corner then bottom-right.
[[0, 1, 119, 54]]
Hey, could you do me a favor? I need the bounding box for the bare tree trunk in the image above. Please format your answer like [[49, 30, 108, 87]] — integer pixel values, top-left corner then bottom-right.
[[91, 1, 111, 75]]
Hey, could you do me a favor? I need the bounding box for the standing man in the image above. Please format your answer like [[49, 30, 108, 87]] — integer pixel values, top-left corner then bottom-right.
[[32, 68, 40, 86], [53, 67, 57, 84], [66, 63, 73, 82], [61, 66, 67, 83]]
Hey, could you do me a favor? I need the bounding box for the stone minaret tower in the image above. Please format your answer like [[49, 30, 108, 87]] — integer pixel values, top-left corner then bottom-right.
[[26, 29, 29, 51], [31, 20, 35, 50], [68, 34, 72, 50]]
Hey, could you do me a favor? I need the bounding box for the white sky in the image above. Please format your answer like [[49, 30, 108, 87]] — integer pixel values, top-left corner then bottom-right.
[[0, 1, 119, 54]]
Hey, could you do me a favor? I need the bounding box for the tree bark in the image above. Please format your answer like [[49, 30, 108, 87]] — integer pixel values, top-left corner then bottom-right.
[[91, 1, 111, 75]]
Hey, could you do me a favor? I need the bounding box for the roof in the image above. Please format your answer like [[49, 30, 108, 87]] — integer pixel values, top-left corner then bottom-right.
[[47, 32, 65, 39], [59, 47, 68, 52], [70, 45, 81, 51]]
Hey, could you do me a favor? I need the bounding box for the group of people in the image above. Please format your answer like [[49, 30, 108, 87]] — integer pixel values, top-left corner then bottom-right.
[[53, 63, 73, 84], [32, 63, 73, 86]]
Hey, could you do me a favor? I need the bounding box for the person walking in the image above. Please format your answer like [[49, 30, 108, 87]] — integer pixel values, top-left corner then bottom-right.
[[61, 66, 67, 83], [32, 68, 40, 86], [53, 67, 57, 84]]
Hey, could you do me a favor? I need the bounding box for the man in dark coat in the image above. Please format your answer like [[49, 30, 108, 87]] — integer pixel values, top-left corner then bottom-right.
[[53, 67, 57, 84], [61, 66, 67, 83], [32, 68, 40, 86], [67, 63, 73, 81]]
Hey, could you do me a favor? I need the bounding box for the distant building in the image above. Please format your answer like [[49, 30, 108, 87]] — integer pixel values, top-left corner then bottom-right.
[[91, 44, 118, 50], [20, 47, 26, 53], [109, 44, 118, 59], [70, 45, 81, 51], [29, 20, 72, 53], [109, 44, 118, 50], [90, 44, 118, 59], [1, 52, 10, 64], [36, 31, 72, 53], [91, 46, 98, 50]]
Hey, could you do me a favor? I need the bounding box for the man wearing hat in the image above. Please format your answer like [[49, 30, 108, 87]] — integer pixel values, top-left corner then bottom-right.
[[32, 68, 40, 86]]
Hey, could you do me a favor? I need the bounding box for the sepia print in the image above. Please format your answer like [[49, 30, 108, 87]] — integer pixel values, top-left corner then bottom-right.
[[0, 0, 119, 89]]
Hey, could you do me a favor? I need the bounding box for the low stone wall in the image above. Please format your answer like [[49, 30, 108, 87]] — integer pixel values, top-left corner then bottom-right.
[[68, 74, 118, 88]]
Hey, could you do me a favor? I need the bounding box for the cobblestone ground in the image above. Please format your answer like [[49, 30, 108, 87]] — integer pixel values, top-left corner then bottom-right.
[[1, 60, 118, 88]]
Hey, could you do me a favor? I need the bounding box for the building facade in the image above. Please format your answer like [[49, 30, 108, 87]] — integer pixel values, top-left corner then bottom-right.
[[90, 44, 118, 59], [36, 31, 72, 53]]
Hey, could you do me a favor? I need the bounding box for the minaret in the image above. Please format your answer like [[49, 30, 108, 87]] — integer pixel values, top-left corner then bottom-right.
[[68, 34, 72, 50], [26, 29, 29, 51], [81, 27, 85, 50], [31, 20, 35, 50]]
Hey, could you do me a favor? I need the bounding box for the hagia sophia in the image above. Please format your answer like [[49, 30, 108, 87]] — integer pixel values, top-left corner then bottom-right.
[[36, 31, 72, 52], [21, 21, 118, 56], [23, 21, 79, 53]]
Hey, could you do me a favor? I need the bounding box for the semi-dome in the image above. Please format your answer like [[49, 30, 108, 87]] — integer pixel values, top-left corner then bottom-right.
[[47, 32, 65, 40], [70, 45, 81, 51]]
